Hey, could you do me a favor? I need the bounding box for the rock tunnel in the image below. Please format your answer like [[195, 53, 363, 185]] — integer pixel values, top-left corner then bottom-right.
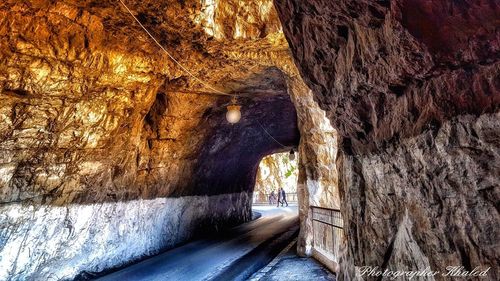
[[0, 0, 498, 280]]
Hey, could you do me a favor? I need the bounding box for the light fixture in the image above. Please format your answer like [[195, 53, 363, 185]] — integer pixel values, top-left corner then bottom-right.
[[289, 149, 296, 161], [226, 96, 241, 124]]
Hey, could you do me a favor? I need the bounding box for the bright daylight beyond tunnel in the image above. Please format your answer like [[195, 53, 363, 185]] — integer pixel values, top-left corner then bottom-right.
[[0, 0, 498, 281], [253, 152, 298, 206]]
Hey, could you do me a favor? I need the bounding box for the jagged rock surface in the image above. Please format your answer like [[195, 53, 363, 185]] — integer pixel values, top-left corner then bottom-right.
[[287, 77, 341, 258], [0, 0, 299, 204], [0, 192, 250, 280], [275, 0, 499, 280], [0, 1, 301, 279]]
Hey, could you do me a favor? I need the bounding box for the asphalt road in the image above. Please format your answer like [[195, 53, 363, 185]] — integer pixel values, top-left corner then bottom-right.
[[96, 206, 298, 281]]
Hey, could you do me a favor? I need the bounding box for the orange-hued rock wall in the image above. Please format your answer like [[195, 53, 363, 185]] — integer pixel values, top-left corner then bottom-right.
[[0, 0, 301, 204], [0, 1, 304, 279]]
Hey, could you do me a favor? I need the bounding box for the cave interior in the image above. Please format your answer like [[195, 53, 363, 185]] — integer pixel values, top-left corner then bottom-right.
[[0, 0, 498, 280]]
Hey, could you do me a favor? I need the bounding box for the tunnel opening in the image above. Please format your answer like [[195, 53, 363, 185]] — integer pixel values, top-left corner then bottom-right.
[[9, 0, 497, 279], [252, 151, 299, 205]]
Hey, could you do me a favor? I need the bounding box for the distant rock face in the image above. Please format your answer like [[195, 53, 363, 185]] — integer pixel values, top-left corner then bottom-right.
[[275, 0, 499, 280], [253, 152, 298, 201], [0, 0, 300, 279]]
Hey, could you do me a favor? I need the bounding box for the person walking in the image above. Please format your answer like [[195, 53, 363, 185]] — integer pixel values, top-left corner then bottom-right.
[[276, 189, 282, 207], [280, 188, 288, 207], [269, 191, 276, 205]]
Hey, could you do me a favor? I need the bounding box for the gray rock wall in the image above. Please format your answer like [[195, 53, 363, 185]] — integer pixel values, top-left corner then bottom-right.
[[274, 0, 499, 280], [0, 192, 250, 280], [339, 113, 499, 280]]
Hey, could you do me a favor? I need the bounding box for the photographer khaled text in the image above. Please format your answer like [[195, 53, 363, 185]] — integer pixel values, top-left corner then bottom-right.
[[357, 266, 490, 279]]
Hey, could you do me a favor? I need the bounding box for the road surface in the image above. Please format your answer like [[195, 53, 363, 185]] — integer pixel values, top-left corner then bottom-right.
[[96, 206, 298, 281]]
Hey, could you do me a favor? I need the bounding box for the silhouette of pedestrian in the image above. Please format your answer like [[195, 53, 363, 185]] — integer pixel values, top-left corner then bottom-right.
[[280, 188, 288, 207], [276, 189, 281, 207], [269, 191, 276, 205]]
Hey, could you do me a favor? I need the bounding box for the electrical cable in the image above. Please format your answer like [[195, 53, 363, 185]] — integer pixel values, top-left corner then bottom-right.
[[117, 0, 234, 97], [119, 0, 293, 146], [257, 120, 287, 148]]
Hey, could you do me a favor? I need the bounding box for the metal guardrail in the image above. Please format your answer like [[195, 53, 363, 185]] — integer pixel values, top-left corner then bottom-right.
[[252, 192, 298, 204], [311, 206, 344, 262]]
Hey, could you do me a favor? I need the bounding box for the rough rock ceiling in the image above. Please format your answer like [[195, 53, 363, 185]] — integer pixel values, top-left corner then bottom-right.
[[0, 0, 297, 94], [0, 2, 310, 279], [0, 0, 301, 204]]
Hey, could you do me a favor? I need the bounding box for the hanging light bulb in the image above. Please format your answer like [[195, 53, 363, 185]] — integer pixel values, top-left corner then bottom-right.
[[226, 96, 241, 124], [289, 149, 296, 161]]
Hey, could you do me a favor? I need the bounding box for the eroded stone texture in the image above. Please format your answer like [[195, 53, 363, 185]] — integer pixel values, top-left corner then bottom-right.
[[287, 77, 341, 259], [0, 192, 250, 280], [339, 113, 499, 281], [275, 0, 499, 280], [0, 0, 298, 204], [0, 0, 301, 279], [253, 152, 298, 202]]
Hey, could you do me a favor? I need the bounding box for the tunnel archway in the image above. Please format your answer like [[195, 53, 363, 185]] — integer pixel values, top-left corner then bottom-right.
[[0, 0, 311, 277], [186, 71, 301, 226], [252, 151, 299, 205], [190, 81, 300, 197]]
